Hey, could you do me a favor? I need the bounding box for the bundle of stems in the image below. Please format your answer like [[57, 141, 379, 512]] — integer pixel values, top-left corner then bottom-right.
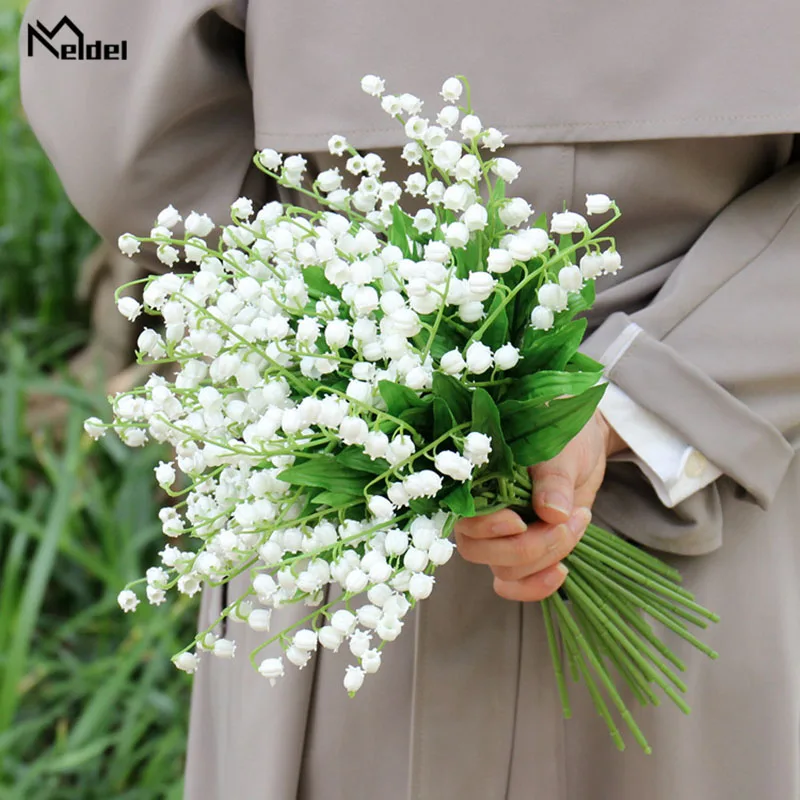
[[525, 498, 721, 753]]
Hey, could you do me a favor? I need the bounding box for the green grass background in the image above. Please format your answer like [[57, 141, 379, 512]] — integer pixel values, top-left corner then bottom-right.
[[1, 9, 195, 798]]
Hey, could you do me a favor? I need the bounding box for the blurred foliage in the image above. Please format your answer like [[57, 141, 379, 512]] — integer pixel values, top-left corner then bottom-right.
[[1, 9, 194, 797], [0, 8, 96, 362]]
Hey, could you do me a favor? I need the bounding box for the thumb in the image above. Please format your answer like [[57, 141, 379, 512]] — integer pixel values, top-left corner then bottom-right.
[[529, 454, 577, 525]]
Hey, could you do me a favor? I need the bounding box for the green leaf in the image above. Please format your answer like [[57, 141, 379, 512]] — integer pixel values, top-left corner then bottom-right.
[[378, 380, 429, 417], [310, 491, 363, 507], [399, 405, 433, 431], [432, 396, 458, 440], [432, 373, 472, 423], [337, 446, 390, 475], [557, 233, 574, 252], [482, 293, 509, 350], [301, 265, 340, 299], [490, 177, 507, 206], [504, 369, 604, 403], [471, 388, 515, 477], [453, 235, 482, 280], [442, 481, 476, 517], [409, 497, 438, 516], [427, 322, 464, 361], [515, 318, 588, 374], [388, 204, 415, 256], [567, 351, 605, 374], [503, 383, 608, 465], [279, 455, 367, 495], [532, 211, 548, 231], [565, 276, 595, 317]]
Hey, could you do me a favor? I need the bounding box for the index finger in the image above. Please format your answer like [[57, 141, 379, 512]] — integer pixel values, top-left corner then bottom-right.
[[454, 508, 528, 540]]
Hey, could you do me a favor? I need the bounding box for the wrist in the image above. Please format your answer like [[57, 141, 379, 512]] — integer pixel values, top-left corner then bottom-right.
[[597, 410, 628, 458]]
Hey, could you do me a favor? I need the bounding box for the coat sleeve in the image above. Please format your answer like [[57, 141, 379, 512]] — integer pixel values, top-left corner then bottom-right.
[[582, 150, 800, 554], [20, 0, 270, 272]]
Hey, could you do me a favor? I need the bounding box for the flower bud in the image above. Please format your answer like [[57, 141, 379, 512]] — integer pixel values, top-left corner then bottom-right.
[[481, 127, 507, 151], [462, 203, 488, 232], [361, 648, 382, 674], [433, 141, 463, 173], [433, 451, 473, 481], [116, 296, 141, 320], [537, 283, 569, 311], [458, 301, 485, 323], [491, 157, 521, 183], [345, 568, 370, 594], [248, 609, 271, 632], [258, 149, 282, 170], [344, 665, 366, 693], [408, 573, 435, 600], [213, 638, 236, 659], [586, 193, 613, 215], [285, 645, 312, 668], [346, 631, 371, 660], [465, 342, 494, 375], [439, 350, 466, 375], [424, 240, 452, 264], [174, 652, 200, 673], [331, 609, 358, 636], [360, 74, 385, 96], [443, 183, 474, 211], [339, 416, 368, 446], [403, 547, 430, 573], [118, 233, 141, 257], [602, 250, 623, 275], [530, 305, 555, 330], [460, 114, 482, 139], [440, 76, 463, 102], [437, 105, 460, 128], [318, 626, 344, 651], [156, 204, 181, 229], [494, 343, 521, 370], [258, 657, 284, 684], [428, 538, 456, 566], [550, 211, 588, 235], [444, 222, 470, 249], [580, 253, 604, 280], [384, 528, 410, 556], [499, 198, 533, 228], [487, 248, 513, 273], [558, 265, 584, 293], [293, 629, 318, 652], [467, 271, 496, 301], [317, 168, 343, 193]]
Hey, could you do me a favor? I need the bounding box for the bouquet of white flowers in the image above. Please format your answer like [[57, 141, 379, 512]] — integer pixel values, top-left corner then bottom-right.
[[86, 75, 718, 753]]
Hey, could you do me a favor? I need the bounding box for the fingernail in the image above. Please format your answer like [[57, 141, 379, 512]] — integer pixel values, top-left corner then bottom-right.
[[545, 562, 569, 587], [542, 493, 571, 516], [490, 515, 527, 537], [569, 507, 592, 537], [544, 524, 569, 552]]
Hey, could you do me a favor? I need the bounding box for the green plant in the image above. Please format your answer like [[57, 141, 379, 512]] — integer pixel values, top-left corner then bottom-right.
[[0, 10, 195, 797]]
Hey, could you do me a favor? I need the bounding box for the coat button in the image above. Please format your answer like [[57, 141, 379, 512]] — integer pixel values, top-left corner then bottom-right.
[[684, 450, 708, 479]]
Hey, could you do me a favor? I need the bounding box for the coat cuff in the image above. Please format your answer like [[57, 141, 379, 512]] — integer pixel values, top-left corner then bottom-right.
[[598, 381, 722, 507], [583, 315, 795, 509]]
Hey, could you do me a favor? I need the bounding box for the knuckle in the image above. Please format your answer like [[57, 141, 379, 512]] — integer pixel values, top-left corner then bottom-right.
[[510, 531, 540, 565], [455, 538, 479, 563], [493, 577, 520, 602], [490, 564, 518, 582]]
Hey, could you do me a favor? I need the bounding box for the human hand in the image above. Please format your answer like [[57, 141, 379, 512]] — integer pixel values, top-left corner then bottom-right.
[[454, 410, 627, 602]]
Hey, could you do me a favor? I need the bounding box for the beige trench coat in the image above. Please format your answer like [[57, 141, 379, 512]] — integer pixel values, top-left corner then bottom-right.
[[21, 1, 800, 797]]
